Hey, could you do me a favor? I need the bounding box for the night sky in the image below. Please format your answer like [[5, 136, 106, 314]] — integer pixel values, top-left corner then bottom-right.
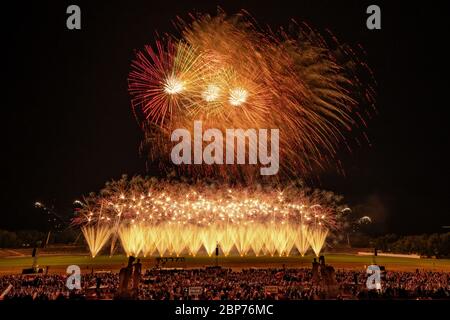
[[2, 1, 449, 233]]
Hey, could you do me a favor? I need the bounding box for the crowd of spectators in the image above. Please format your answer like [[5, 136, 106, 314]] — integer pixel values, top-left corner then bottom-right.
[[1, 267, 448, 300]]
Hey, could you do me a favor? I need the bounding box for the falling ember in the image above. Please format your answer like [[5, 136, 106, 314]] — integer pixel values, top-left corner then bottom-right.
[[295, 225, 310, 257], [307, 226, 328, 257], [74, 176, 342, 258], [81, 225, 112, 258], [228, 87, 248, 106]]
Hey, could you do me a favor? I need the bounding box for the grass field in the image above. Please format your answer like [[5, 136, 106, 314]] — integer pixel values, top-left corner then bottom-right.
[[1, 254, 450, 274]]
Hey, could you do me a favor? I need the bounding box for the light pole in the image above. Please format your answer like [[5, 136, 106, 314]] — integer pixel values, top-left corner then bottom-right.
[[34, 201, 67, 247]]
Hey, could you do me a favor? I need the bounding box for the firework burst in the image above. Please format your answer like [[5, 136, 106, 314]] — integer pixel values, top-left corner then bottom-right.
[[128, 40, 209, 127], [128, 11, 375, 181]]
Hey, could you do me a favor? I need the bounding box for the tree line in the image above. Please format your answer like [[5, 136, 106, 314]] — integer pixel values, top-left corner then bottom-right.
[[351, 232, 450, 258], [1, 229, 449, 258], [0, 229, 78, 248]]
